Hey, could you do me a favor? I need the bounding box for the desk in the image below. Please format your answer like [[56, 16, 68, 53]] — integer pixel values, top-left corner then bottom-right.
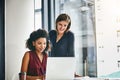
[[74, 77, 120, 80], [46, 77, 108, 80]]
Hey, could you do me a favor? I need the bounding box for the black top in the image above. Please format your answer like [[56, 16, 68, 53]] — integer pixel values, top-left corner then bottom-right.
[[49, 30, 75, 57]]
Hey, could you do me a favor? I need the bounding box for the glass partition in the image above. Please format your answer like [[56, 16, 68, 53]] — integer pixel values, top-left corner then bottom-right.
[[54, 0, 97, 77]]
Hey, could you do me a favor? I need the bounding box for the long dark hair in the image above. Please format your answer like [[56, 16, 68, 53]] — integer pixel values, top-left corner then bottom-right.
[[56, 13, 71, 32], [26, 29, 49, 53]]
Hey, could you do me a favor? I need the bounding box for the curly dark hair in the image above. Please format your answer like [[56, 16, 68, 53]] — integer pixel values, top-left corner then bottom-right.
[[26, 29, 49, 53]]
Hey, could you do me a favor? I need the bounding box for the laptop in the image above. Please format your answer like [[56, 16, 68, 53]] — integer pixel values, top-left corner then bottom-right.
[[45, 57, 76, 80]]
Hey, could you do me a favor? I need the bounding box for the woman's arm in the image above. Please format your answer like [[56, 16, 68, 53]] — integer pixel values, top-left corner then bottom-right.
[[67, 32, 75, 57], [21, 51, 29, 72]]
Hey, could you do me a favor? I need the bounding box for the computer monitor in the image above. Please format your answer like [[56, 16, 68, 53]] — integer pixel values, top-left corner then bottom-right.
[[46, 57, 76, 80]]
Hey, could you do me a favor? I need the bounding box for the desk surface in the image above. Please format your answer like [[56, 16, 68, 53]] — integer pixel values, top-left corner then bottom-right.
[[45, 76, 120, 80], [74, 77, 120, 80], [46, 77, 120, 80]]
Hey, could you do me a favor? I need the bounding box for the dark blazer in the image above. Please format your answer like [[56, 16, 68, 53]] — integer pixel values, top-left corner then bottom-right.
[[49, 30, 75, 57]]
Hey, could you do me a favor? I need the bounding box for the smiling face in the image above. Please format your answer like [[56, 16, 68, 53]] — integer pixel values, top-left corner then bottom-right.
[[56, 21, 69, 34], [33, 38, 47, 53]]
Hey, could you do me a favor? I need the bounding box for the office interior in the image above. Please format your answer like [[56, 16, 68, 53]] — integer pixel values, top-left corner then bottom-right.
[[0, 0, 120, 80]]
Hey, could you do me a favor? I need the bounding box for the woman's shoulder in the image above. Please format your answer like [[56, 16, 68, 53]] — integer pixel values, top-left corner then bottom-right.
[[49, 30, 56, 34], [49, 30, 57, 38], [24, 51, 30, 55], [24, 51, 33, 56], [43, 53, 48, 59], [22, 51, 31, 60], [66, 30, 74, 36], [25, 51, 32, 54], [44, 53, 48, 57]]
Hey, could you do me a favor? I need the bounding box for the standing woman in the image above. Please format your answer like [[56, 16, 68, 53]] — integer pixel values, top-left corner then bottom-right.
[[49, 13, 75, 57], [20, 29, 49, 80]]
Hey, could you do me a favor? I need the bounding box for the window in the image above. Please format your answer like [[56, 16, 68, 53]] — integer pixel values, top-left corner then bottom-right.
[[54, 0, 96, 76], [34, 0, 42, 30]]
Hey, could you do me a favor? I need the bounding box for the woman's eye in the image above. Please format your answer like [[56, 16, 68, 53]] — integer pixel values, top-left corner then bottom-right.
[[38, 42, 42, 44], [64, 25, 67, 27]]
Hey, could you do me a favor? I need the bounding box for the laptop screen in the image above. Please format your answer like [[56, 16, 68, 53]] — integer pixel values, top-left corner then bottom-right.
[[45, 57, 76, 80]]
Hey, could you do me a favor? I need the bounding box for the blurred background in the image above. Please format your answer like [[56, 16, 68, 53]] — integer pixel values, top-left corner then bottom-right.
[[0, 0, 120, 80]]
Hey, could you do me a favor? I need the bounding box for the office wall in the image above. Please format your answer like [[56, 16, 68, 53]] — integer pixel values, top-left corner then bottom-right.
[[95, 0, 119, 76], [5, 0, 34, 80]]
